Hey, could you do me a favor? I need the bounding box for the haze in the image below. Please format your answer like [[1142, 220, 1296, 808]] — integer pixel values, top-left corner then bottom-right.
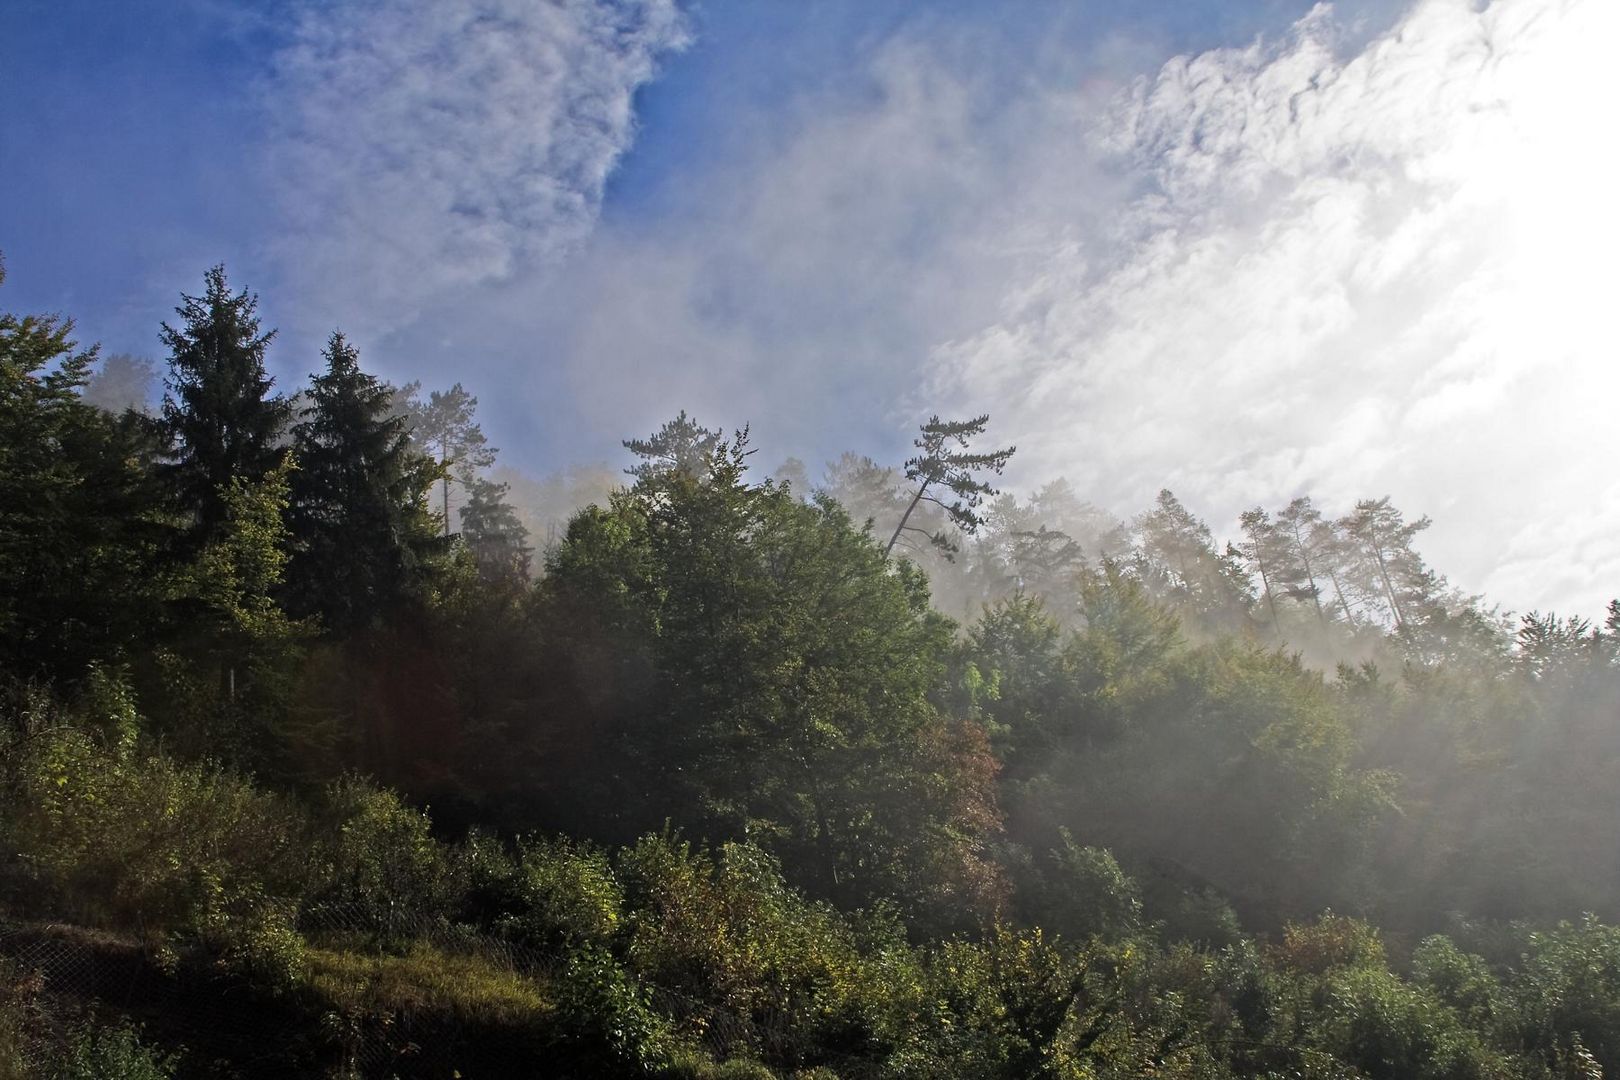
[[2, 0, 1613, 618]]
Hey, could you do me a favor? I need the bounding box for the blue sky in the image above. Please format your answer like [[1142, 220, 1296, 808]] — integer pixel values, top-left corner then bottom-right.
[[2, 0, 1614, 616]]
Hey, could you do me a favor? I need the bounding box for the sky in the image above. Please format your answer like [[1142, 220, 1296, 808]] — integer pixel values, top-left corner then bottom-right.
[[1, 0, 1614, 619]]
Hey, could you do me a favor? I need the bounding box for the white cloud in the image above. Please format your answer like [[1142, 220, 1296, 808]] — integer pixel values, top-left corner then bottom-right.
[[276, 0, 1617, 617], [927, 0, 1620, 617], [264, 0, 687, 331]]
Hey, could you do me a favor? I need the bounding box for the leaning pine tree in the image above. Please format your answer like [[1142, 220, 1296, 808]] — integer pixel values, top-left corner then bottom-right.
[[885, 414, 1015, 559]]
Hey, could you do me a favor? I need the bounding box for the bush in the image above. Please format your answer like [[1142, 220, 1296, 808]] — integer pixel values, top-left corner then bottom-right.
[[195, 883, 307, 990], [46, 1020, 179, 1080], [1308, 966, 1496, 1080], [554, 944, 677, 1072], [615, 834, 881, 1051], [311, 777, 453, 934], [1274, 914, 1386, 976], [501, 836, 624, 950], [0, 725, 308, 930]]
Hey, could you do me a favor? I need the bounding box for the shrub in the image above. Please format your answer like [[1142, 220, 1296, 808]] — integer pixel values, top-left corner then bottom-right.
[[0, 725, 308, 930], [312, 777, 453, 934], [501, 836, 624, 950], [1274, 914, 1386, 976], [46, 1021, 179, 1080], [554, 944, 677, 1072]]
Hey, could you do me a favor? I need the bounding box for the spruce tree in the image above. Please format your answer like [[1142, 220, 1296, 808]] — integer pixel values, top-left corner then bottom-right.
[[459, 476, 532, 583], [0, 263, 170, 681], [289, 331, 441, 634], [160, 265, 291, 538]]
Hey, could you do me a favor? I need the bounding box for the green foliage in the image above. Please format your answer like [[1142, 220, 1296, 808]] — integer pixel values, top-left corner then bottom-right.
[[1274, 915, 1387, 976], [46, 1020, 179, 1080], [1413, 936, 1504, 1031], [1506, 917, 1620, 1075], [1033, 832, 1143, 943], [885, 413, 1016, 558], [313, 776, 453, 932], [157, 455, 315, 768], [0, 269, 171, 683], [1302, 967, 1498, 1080], [160, 264, 291, 540], [0, 723, 307, 931], [288, 331, 444, 634], [502, 836, 625, 950], [908, 926, 1081, 1077], [8, 267, 1620, 1078], [459, 475, 533, 583], [615, 835, 878, 1038], [195, 885, 307, 989], [400, 381, 495, 533], [554, 944, 678, 1071], [538, 422, 1005, 924]]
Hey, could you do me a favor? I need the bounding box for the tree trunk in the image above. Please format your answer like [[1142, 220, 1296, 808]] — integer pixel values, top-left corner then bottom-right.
[[884, 483, 929, 558], [1289, 522, 1327, 624]]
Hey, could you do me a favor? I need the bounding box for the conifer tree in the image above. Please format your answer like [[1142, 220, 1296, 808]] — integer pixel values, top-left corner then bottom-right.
[[1341, 497, 1432, 632], [1239, 507, 1310, 637], [0, 264, 169, 681], [402, 383, 495, 536], [459, 476, 532, 583], [1132, 490, 1252, 627], [289, 332, 441, 634], [1276, 497, 1331, 624], [885, 414, 1015, 559], [622, 409, 722, 487], [160, 266, 291, 540]]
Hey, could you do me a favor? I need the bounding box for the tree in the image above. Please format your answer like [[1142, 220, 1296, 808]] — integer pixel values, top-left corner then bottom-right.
[[0, 265, 171, 682], [961, 593, 1074, 778], [1132, 490, 1252, 629], [819, 452, 909, 535], [622, 409, 721, 488], [1276, 497, 1331, 624], [1341, 498, 1431, 632], [162, 455, 312, 766], [403, 383, 496, 536], [1238, 507, 1311, 637], [160, 265, 292, 539], [536, 420, 1006, 924], [288, 332, 442, 634], [885, 415, 1015, 559], [459, 476, 532, 583]]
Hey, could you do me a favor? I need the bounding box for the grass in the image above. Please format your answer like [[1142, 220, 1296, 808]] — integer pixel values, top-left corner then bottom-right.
[[305, 939, 552, 1027]]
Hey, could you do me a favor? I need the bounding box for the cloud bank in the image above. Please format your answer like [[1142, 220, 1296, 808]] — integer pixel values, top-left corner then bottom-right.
[[265, 0, 687, 330], [254, 0, 1614, 618], [923, 0, 1618, 616]]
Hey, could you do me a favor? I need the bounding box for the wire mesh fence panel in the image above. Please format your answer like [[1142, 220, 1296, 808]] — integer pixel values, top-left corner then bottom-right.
[[4, 900, 821, 1078]]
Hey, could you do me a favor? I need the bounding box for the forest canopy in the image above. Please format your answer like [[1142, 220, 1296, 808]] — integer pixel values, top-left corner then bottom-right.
[[2, 262, 1618, 1078]]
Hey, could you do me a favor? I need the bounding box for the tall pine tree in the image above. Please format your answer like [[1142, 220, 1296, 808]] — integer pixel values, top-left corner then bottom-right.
[[161, 265, 291, 540], [288, 332, 441, 635]]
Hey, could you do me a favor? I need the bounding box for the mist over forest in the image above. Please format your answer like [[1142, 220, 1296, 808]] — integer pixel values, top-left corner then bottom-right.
[[1, 257, 1617, 1078], [4, 0, 1618, 1074]]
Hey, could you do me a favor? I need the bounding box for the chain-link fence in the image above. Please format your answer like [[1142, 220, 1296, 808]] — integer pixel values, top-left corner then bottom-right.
[[0, 916, 332, 1077], [1, 904, 800, 1078]]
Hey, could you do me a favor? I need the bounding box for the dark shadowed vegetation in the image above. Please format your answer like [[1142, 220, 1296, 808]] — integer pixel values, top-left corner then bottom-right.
[[3, 261, 1618, 1076]]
